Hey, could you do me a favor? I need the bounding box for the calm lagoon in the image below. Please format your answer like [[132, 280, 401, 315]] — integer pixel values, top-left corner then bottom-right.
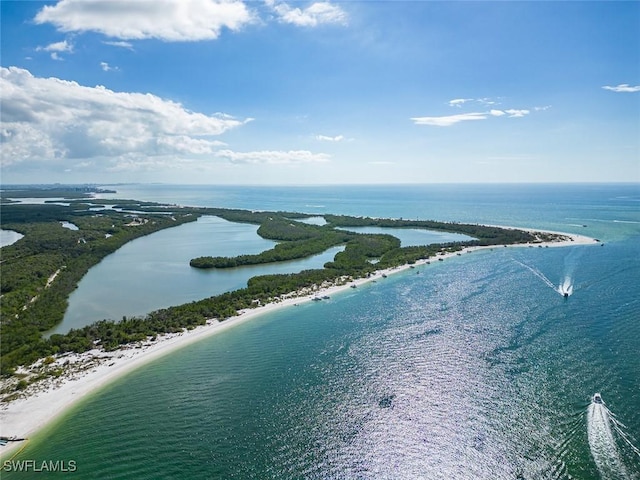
[[50, 215, 342, 334]]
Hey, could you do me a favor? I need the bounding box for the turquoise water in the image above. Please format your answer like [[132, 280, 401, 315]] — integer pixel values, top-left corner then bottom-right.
[[9, 184, 640, 479]]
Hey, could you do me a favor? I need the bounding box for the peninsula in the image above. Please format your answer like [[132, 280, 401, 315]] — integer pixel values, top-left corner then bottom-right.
[[0, 187, 599, 458]]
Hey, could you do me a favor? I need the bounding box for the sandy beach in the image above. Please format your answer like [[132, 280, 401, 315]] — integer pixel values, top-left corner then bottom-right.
[[0, 227, 599, 460]]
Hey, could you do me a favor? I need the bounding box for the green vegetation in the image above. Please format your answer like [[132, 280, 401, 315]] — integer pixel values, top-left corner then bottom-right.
[[1, 194, 199, 375], [1, 187, 564, 378], [324, 214, 538, 246], [191, 217, 354, 268]]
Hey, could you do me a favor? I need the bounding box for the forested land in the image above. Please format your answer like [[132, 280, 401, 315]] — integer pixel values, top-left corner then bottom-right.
[[0, 197, 199, 375], [323, 214, 543, 245], [0, 189, 557, 379]]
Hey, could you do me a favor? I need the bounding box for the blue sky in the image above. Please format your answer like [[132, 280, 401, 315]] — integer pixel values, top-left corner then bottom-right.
[[1, 0, 638, 185]]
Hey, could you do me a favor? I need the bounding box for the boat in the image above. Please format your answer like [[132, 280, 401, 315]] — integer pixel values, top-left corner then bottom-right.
[[564, 292, 569, 298], [593, 393, 603, 404], [322, 296, 330, 300], [312, 297, 322, 301]]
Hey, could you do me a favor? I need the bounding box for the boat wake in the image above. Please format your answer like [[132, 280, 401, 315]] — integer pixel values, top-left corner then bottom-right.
[[512, 259, 559, 294], [557, 276, 574, 298], [513, 248, 583, 298], [558, 247, 584, 298], [587, 393, 640, 479]]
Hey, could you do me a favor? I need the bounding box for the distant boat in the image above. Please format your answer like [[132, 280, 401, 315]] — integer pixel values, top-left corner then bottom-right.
[[593, 393, 603, 404], [322, 296, 330, 300], [312, 297, 322, 301], [350, 284, 357, 288], [564, 292, 569, 298]]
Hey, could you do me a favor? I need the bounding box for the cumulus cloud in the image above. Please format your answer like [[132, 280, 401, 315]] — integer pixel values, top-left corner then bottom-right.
[[266, 0, 347, 27], [602, 84, 640, 93], [36, 39, 74, 60], [215, 149, 330, 164], [0, 66, 248, 169], [36, 39, 74, 53], [34, 0, 254, 42]]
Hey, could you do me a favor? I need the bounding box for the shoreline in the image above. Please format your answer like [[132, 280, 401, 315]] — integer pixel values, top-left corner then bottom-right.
[[0, 227, 599, 460]]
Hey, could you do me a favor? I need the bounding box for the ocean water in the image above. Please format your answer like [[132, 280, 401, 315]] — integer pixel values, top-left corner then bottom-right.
[[7, 184, 640, 479]]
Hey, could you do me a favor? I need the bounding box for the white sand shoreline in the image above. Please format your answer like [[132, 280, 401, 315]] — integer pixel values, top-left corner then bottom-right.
[[0, 226, 600, 459]]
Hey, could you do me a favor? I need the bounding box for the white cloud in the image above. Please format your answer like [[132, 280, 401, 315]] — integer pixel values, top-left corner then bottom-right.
[[412, 107, 531, 126], [411, 113, 488, 127], [267, 0, 347, 27], [36, 39, 74, 60], [478, 97, 497, 106], [215, 149, 330, 164], [34, 0, 254, 42], [0, 67, 248, 169], [448, 98, 472, 108], [36, 39, 74, 53], [100, 62, 118, 72], [103, 40, 134, 49], [449, 97, 500, 108], [315, 134, 345, 142], [504, 109, 530, 118], [157, 135, 226, 154], [602, 84, 640, 93]]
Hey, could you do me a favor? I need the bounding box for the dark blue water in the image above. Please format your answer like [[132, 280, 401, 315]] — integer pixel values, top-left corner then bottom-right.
[[10, 184, 640, 479]]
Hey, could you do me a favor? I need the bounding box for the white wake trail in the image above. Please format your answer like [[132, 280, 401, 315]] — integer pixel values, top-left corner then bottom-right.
[[587, 395, 635, 479], [512, 259, 558, 292]]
